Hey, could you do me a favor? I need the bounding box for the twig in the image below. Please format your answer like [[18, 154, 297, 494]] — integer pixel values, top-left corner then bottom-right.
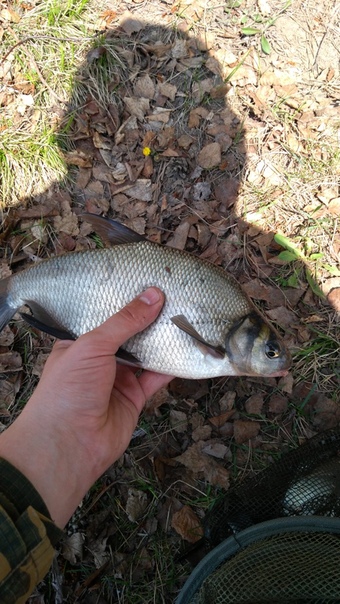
[[5, 29, 66, 104]]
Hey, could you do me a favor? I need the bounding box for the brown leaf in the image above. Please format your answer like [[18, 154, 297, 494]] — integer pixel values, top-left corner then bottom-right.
[[64, 150, 93, 168], [234, 420, 260, 444], [197, 142, 221, 169], [0, 351, 22, 372], [134, 74, 155, 100], [125, 488, 148, 522], [244, 393, 264, 415], [266, 306, 298, 329], [120, 11, 144, 35], [208, 410, 235, 427], [241, 279, 286, 307], [278, 372, 294, 395], [176, 441, 229, 488], [123, 97, 150, 121], [171, 506, 203, 543], [32, 352, 49, 378], [145, 387, 174, 415], [62, 533, 84, 565], [188, 106, 209, 128], [170, 410, 188, 433], [0, 325, 14, 347], [157, 82, 177, 101], [167, 221, 190, 250], [202, 442, 229, 459], [268, 394, 288, 415], [124, 179, 153, 202], [192, 425, 212, 442]]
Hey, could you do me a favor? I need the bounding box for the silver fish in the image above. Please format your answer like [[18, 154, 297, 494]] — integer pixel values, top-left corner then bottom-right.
[[0, 215, 291, 379]]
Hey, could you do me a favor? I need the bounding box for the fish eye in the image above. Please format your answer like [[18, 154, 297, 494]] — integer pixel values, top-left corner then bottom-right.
[[265, 342, 281, 359]]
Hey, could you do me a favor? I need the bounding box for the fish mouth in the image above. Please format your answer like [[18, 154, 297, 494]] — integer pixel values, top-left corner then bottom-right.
[[268, 369, 290, 378]]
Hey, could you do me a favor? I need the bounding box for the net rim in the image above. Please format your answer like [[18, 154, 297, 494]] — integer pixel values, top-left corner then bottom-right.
[[175, 516, 340, 604]]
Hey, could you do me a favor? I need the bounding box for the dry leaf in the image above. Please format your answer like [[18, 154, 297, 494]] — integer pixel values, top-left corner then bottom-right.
[[176, 441, 229, 487], [245, 393, 264, 415], [157, 82, 177, 101], [171, 39, 188, 59], [268, 394, 288, 415], [171, 506, 203, 543], [1, 7, 21, 22], [146, 108, 171, 123], [192, 78, 214, 102], [92, 131, 111, 150], [120, 11, 144, 35], [125, 488, 148, 522], [266, 306, 297, 329], [62, 533, 84, 565], [63, 150, 93, 168], [134, 74, 155, 100], [202, 442, 229, 459], [32, 352, 49, 378], [145, 387, 175, 415], [0, 325, 14, 347], [123, 97, 150, 121], [197, 142, 221, 169], [167, 221, 190, 250], [170, 409, 188, 433], [208, 410, 235, 428], [192, 425, 212, 441], [0, 351, 22, 372], [124, 179, 153, 202], [278, 372, 294, 395], [234, 420, 260, 444]]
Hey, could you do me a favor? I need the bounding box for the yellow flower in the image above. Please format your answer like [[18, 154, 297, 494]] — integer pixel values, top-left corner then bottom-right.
[[143, 146, 152, 156]]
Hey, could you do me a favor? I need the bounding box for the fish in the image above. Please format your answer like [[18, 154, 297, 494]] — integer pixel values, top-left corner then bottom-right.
[[0, 214, 291, 379]]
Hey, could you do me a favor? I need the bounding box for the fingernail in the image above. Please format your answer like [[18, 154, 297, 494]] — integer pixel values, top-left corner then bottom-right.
[[139, 287, 162, 305]]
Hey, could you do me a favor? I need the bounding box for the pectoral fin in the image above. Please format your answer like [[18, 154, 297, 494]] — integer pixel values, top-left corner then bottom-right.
[[116, 347, 143, 368], [82, 213, 146, 246], [21, 302, 75, 340], [170, 314, 225, 359]]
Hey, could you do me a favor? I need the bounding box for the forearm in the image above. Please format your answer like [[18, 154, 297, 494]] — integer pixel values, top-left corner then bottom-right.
[[0, 408, 94, 529]]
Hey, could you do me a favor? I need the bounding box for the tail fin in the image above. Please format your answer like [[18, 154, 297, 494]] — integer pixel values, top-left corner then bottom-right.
[[0, 277, 17, 332]]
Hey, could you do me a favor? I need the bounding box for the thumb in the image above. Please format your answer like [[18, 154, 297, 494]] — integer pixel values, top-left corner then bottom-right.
[[84, 287, 165, 354]]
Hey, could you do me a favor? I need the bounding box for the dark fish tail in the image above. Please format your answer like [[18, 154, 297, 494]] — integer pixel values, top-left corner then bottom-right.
[[0, 277, 17, 332]]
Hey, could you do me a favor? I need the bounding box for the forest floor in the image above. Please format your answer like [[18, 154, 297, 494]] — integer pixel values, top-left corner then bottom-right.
[[0, 0, 339, 602]]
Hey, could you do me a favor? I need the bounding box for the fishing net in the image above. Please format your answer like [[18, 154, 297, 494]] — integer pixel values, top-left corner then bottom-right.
[[176, 428, 340, 604]]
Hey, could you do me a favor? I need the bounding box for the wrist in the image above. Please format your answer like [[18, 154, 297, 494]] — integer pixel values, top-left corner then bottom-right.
[[0, 409, 92, 528]]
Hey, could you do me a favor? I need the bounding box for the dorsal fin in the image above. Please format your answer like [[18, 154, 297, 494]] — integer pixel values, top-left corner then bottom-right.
[[82, 214, 146, 246], [170, 314, 225, 359]]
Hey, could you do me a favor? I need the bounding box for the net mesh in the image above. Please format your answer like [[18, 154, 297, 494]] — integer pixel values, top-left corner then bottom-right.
[[177, 428, 340, 604], [192, 530, 340, 604], [203, 428, 340, 546]]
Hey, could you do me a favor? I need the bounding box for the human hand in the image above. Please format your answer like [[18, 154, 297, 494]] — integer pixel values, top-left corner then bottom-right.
[[0, 288, 173, 527]]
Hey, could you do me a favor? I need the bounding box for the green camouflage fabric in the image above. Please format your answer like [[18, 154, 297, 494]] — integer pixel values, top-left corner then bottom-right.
[[0, 458, 64, 603]]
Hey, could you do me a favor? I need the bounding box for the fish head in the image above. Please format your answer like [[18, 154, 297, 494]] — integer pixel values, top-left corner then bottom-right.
[[225, 312, 291, 377]]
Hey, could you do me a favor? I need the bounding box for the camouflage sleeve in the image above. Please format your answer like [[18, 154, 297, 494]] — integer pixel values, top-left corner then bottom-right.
[[0, 457, 64, 603]]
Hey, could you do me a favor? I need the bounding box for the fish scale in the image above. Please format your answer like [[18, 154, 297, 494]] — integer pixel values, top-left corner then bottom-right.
[[0, 217, 291, 379]]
